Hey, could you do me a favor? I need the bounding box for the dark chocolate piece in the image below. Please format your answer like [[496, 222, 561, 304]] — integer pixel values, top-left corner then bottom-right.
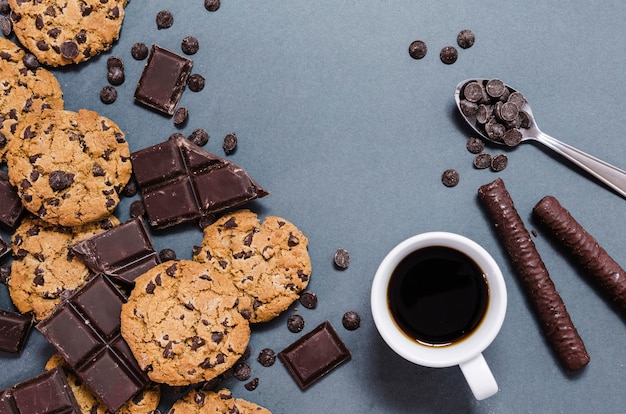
[[131, 42, 149, 60], [69, 217, 161, 288], [222, 133, 237, 154], [232, 362, 252, 381], [299, 291, 318, 309], [341, 311, 361, 331], [333, 248, 350, 269], [257, 348, 276, 367], [173, 107, 188, 125], [408, 40, 427, 59], [188, 128, 209, 147], [134, 45, 193, 116], [477, 178, 589, 371], [37, 275, 149, 411], [439, 46, 458, 64], [0, 309, 33, 353], [0, 171, 25, 229], [490, 153, 508, 172], [0, 236, 9, 261], [131, 135, 268, 229], [0, 367, 81, 414], [181, 36, 199, 55], [457, 29, 475, 49], [473, 152, 492, 169], [100, 86, 118, 104], [278, 321, 351, 389], [533, 195, 626, 312], [156, 10, 174, 29], [441, 169, 460, 187], [204, 0, 220, 12], [187, 73, 205, 92], [466, 136, 485, 154], [287, 314, 305, 333]]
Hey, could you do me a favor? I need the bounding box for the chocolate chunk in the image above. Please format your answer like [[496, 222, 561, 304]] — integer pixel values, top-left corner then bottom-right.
[[0, 309, 33, 353], [134, 45, 193, 116], [466, 136, 485, 154], [156, 10, 174, 29], [22, 53, 39, 70], [188, 128, 209, 147], [60, 41, 79, 59], [131, 42, 149, 60], [223, 133, 237, 154], [408, 40, 427, 59], [204, 0, 220, 12], [173, 107, 188, 125], [299, 291, 318, 309], [100, 85, 118, 104], [490, 153, 508, 172], [473, 152, 492, 169], [341, 311, 361, 331], [130, 135, 268, 229], [107, 66, 125, 86], [0, 367, 81, 413], [37, 275, 149, 411], [333, 248, 350, 269], [441, 169, 459, 187], [457, 29, 475, 49], [257, 348, 276, 367], [287, 314, 305, 333], [278, 321, 351, 389], [0, 172, 25, 229], [181, 36, 199, 55], [0, 15, 11, 37], [69, 217, 161, 288], [187, 73, 205, 92], [244, 378, 259, 391], [232, 362, 252, 381], [121, 176, 138, 197], [48, 170, 74, 192], [439, 46, 458, 64]]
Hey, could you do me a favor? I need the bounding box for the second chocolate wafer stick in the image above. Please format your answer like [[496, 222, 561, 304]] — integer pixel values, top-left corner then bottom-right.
[[533, 195, 626, 311], [478, 178, 589, 372]]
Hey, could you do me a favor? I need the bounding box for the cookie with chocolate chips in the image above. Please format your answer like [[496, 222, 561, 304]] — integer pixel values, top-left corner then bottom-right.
[[169, 388, 271, 414], [0, 38, 64, 163], [120, 260, 251, 386], [8, 0, 128, 66], [6, 108, 131, 227], [8, 214, 118, 321], [193, 209, 312, 323]]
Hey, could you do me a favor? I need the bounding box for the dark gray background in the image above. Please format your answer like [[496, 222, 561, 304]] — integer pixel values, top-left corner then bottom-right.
[[2, 1, 626, 412]]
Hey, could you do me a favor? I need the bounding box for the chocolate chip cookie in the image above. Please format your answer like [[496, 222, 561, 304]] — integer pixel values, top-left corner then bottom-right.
[[169, 388, 271, 414], [6, 108, 131, 227], [8, 214, 118, 320], [8, 0, 128, 66], [0, 37, 64, 163], [192, 209, 312, 323], [120, 260, 251, 386]]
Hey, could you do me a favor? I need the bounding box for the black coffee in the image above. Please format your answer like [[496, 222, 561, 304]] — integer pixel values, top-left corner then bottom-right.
[[387, 246, 489, 345]]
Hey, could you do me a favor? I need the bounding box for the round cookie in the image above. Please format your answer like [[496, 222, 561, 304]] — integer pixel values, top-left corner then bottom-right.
[[120, 260, 251, 386], [45, 353, 161, 414], [192, 209, 312, 323], [8, 214, 119, 321], [8, 0, 128, 66], [6, 108, 132, 227], [0, 37, 64, 163], [169, 388, 271, 414]]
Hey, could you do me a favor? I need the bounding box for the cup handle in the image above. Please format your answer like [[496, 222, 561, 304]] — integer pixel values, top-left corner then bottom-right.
[[459, 353, 498, 400]]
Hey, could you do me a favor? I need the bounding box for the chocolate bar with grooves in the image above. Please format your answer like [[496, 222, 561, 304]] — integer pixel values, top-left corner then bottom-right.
[[477, 178, 589, 371], [533, 195, 626, 311]]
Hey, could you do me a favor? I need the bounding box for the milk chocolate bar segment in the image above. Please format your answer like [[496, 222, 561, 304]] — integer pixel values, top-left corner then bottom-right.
[[477, 178, 589, 371], [533, 195, 626, 311]]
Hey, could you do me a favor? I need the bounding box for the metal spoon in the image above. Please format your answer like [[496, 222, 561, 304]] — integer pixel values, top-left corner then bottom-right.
[[454, 78, 626, 198]]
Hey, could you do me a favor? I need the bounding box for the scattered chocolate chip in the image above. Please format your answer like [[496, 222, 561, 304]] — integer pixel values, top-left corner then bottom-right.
[[204, 0, 220, 12], [181, 36, 199, 55], [473, 152, 492, 169], [22, 53, 39, 70], [287, 314, 305, 333], [60, 41, 79, 59], [188, 128, 209, 147], [0, 15, 11, 37], [159, 248, 177, 262], [48, 171, 74, 191], [257, 348, 276, 367], [457, 29, 475, 49], [223, 133, 237, 154], [0, 263, 11, 284], [408, 40, 427, 59], [342, 311, 361, 330], [439, 46, 458, 64], [491, 153, 509, 172], [129, 199, 146, 218], [173, 107, 188, 125], [502, 128, 523, 147], [187, 73, 205, 92], [121, 177, 138, 197], [106, 55, 124, 70], [466, 136, 484, 154], [441, 168, 460, 187], [244, 377, 259, 391], [299, 291, 318, 309], [333, 248, 350, 269], [233, 362, 252, 381], [107, 66, 125, 86], [485, 78, 506, 98], [131, 42, 149, 60], [156, 10, 174, 29]]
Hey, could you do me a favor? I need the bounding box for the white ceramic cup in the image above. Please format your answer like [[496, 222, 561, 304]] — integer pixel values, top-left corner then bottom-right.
[[371, 232, 507, 400]]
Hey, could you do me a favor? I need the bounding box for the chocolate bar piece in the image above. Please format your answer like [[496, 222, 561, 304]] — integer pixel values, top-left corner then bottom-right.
[[0, 171, 24, 230], [0, 367, 81, 414], [477, 178, 589, 371], [533, 195, 626, 311], [0, 309, 33, 353], [131, 135, 269, 229], [37, 274, 148, 412], [278, 321, 351, 389], [134, 45, 193, 116], [69, 217, 161, 288], [0, 236, 9, 261]]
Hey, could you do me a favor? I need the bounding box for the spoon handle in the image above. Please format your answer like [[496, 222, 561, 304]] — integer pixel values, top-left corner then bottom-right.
[[535, 132, 626, 198]]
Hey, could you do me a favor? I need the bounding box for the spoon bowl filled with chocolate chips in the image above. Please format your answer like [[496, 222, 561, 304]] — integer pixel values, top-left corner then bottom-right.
[[455, 78, 626, 198]]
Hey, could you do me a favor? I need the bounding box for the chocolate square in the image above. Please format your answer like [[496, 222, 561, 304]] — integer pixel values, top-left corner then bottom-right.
[[0, 171, 24, 230], [0, 309, 33, 354]]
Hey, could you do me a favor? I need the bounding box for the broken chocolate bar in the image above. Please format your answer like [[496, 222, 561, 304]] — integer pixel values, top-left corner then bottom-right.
[[0, 309, 33, 354], [131, 135, 268, 229], [0, 171, 24, 230], [0, 236, 9, 261], [37, 274, 148, 412], [278, 321, 351, 389], [69, 217, 161, 288], [134, 44, 193, 116]]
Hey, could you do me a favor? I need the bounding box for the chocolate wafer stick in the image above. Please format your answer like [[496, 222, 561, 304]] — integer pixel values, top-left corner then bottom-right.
[[477, 178, 589, 371], [533, 195, 626, 311]]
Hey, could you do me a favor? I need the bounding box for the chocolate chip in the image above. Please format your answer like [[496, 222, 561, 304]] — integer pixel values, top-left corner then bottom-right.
[[22, 53, 39, 70], [223, 133, 237, 154], [342, 311, 361, 330], [463, 81, 484, 103], [107, 66, 125, 86], [181, 36, 199, 55], [439, 46, 458, 64], [333, 248, 350, 269], [457, 29, 475, 49], [92, 163, 106, 177], [190, 336, 206, 351], [0, 263, 10, 284], [156, 10, 174, 29], [244, 378, 259, 391], [60, 41, 79, 59], [121, 177, 137, 197], [129, 199, 146, 218], [473, 152, 492, 169], [146, 280, 156, 294], [106, 55, 124, 70], [131, 42, 149, 60], [466, 136, 484, 154], [408, 40, 427, 59], [188, 128, 209, 147], [0, 15, 11, 37], [204, 0, 220, 12], [233, 362, 252, 381], [486, 78, 506, 98], [491, 153, 509, 172], [187, 73, 205, 92], [299, 291, 318, 309], [0, 0, 9, 15], [173, 107, 188, 125], [441, 169, 460, 187], [287, 314, 305, 333], [48, 171, 74, 191], [159, 248, 177, 262], [257, 348, 276, 367], [502, 128, 523, 147]]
